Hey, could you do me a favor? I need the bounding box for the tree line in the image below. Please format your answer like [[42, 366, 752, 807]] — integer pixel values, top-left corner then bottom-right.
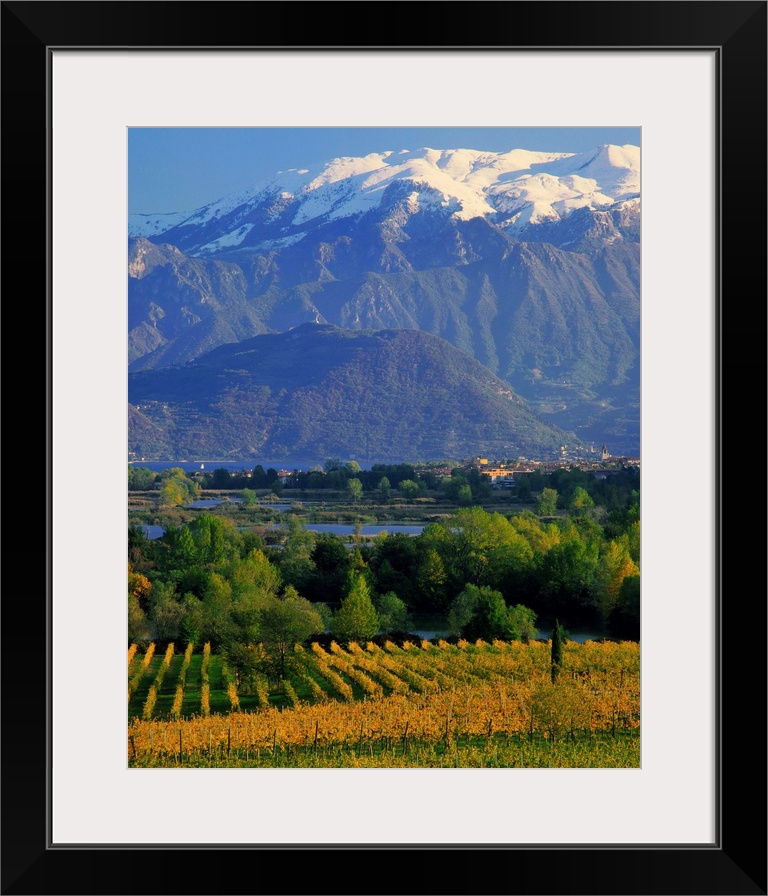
[[129, 460, 640, 517], [129, 476, 640, 691]]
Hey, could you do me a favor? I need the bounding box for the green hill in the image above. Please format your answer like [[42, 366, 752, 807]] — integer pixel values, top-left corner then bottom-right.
[[128, 323, 585, 462]]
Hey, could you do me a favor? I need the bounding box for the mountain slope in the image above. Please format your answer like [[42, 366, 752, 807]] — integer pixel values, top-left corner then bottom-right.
[[128, 233, 639, 452], [128, 324, 584, 463], [127, 142, 641, 455]]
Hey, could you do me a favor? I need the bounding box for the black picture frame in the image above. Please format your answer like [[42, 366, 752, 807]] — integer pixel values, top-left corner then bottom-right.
[[3, 2, 765, 894]]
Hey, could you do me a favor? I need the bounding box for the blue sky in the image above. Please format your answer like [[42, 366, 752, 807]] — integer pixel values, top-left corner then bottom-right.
[[129, 126, 641, 215]]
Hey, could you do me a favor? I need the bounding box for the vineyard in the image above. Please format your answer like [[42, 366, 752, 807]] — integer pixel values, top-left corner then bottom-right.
[[127, 638, 640, 768]]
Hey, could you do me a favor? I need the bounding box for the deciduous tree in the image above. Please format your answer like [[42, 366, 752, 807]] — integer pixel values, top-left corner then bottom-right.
[[448, 584, 508, 641], [128, 595, 151, 642], [346, 478, 363, 502], [569, 486, 595, 517], [332, 574, 380, 643], [278, 516, 316, 592], [128, 465, 157, 491], [506, 604, 538, 643], [537, 487, 558, 516], [258, 588, 325, 680], [375, 591, 412, 634], [241, 488, 258, 507], [594, 539, 640, 626], [423, 506, 534, 596], [457, 484, 473, 506], [414, 546, 449, 611], [398, 479, 420, 500]]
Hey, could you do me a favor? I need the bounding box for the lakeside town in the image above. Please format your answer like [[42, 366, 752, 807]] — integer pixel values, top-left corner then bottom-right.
[[130, 443, 640, 490]]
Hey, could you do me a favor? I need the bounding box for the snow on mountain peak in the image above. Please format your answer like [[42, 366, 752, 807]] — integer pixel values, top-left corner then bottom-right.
[[128, 143, 640, 250]]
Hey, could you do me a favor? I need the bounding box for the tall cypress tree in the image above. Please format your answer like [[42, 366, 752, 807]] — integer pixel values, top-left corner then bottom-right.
[[551, 618, 564, 682]]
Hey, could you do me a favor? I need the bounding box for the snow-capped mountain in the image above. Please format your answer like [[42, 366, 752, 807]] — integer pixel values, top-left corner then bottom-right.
[[129, 144, 640, 256], [128, 142, 641, 456]]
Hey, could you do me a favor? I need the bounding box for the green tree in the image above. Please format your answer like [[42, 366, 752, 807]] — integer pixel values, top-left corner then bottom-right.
[[457, 483, 473, 506], [422, 506, 534, 596], [306, 534, 353, 603], [537, 487, 558, 516], [624, 520, 640, 564], [538, 532, 599, 622], [241, 488, 259, 507], [441, 471, 468, 501], [189, 514, 227, 565], [506, 604, 538, 643], [378, 477, 391, 501], [398, 479, 420, 500], [230, 591, 267, 645], [332, 574, 380, 643], [375, 591, 412, 634], [593, 539, 639, 626], [313, 601, 334, 632], [448, 584, 508, 642], [228, 548, 282, 602], [258, 588, 325, 680], [151, 591, 185, 642], [369, 533, 418, 604], [414, 547, 449, 611], [181, 593, 204, 645], [508, 510, 561, 554], [569, 486, 595, 517], [201, 572, 237, 649], [346, 478, 363, 503], [160, 477, 186, 507], [129, 524, 157, 572], [128, 465, 157, 491], [305, 471, 325, 489], [551, 618, 565, 682], [161, 525, 199, 569], [210, 467, 232, 489], [128, 595, 151, 642], [223, 642, 265, 694], [278, 516, 316, 592]]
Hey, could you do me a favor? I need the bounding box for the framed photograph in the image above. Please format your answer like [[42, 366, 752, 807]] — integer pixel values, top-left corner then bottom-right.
[[4, 2, 765, 894]]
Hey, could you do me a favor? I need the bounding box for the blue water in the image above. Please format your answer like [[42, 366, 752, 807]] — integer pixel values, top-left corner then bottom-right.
[[140, 522, 425, 539], [272, 523, 425, 536], [140, 525, 165, 539], [185, 498, 242, 508]]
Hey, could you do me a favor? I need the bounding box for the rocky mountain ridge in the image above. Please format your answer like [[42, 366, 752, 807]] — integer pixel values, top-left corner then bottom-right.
[[127, 143, 641, 456]]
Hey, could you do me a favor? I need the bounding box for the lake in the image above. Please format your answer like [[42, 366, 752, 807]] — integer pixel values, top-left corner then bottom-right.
[[265, 523, 425, 536], [185, 498, 242, 508], [140, 522, 425, 539]]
